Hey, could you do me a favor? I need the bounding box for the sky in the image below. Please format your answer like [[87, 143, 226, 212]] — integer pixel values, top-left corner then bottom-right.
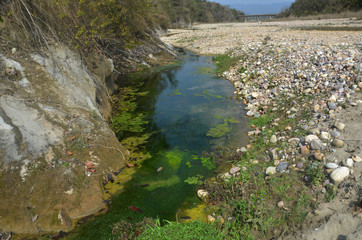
[[212, 0, 295, 14]]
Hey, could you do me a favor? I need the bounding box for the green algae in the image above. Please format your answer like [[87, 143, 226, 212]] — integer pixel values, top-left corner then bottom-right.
[[194, 90, 222, 99], [206, 121, 231, 138], [167, 89, 183, 96]]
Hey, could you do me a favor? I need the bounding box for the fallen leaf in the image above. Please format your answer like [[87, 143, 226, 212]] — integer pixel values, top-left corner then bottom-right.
[[67, 151, 73, 155], [32, 214, 38, 222], [128, 206, 142, 212], [127, 163, 135, 168]]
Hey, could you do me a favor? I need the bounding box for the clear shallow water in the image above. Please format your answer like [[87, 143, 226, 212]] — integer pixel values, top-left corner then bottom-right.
[[70, 50, 248, 239]]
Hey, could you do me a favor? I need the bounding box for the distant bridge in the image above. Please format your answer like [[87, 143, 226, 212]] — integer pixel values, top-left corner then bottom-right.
[[241, 14, 277, 22]]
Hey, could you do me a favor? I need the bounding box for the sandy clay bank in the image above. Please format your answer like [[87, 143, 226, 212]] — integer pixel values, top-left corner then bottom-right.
[[0, 44, 129, 235]]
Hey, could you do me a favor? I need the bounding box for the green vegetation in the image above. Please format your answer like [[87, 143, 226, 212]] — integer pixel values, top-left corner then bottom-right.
[[213, 54, 243, 75], [112, 217, 156, 240], [160, 0, 245, 27], [279, 0, 362, 18], [139, 220, 225, 239]]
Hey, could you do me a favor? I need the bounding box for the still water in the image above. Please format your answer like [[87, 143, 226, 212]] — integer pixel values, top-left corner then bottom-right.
[[71, 49, 248, 239]]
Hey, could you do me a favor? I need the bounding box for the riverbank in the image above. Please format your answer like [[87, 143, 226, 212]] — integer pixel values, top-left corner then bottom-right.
[[161, 19, 362, 239]]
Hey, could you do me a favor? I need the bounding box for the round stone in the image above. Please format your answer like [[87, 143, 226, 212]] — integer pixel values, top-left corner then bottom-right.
[[301, 145, 310, 155], [326, 163, 339, 169], [207, 215, 215, 223], [266, 166, 276, 175], [330, 167, 349, 182], [335, 122, 345, 131], [296, 162, 304, 169], [352, 155, 362, 162], [276, 162, 288, 172], [319, 132, 331, 141], [230, 167, 241, 175], [277, 201, 284, 208], [270, 135, 277, 144], [305, 135, 319, 143], [330, 130, 340, 138], [314, 152, 324, 161], [310, 139, 324, 150], [332, 139, 344, 148], [197, 190, 209, 199], [343, 158, 354, 168], [328, 102, 337, 110]]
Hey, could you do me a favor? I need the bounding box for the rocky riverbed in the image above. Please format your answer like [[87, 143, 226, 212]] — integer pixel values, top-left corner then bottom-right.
[[162, 19, 362, 239]]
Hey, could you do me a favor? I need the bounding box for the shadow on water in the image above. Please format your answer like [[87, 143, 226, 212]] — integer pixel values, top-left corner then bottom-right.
[[68, 49, 249, 239]]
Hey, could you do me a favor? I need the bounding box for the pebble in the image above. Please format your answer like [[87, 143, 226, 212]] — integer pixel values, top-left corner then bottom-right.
[[230, 167, 241, 175], [277, 201, 284, 208], [197, 190, 209, 200], [266, 166, 276, 175], [335, 122, 345, 131], [329, 95, 337, 102], [326, 163, 339, 169], [314, 152, 324, 161], [270, 135, 277, 144], [288, 138, 300, 145], [319, 132, 331, 141], [343, 158, 354, 168], [301, 145, 310, 155], [328, 102, 337, 110], [223, 172, 232, 179], [269, 149, 278, 160], [330, 167, 349, 182], [310, 139, 324, 150], [305, 135, 319, 143], [314, 104, 320, 112], [207, 215, 215, 223], [296, 162, 304, 169], [352, 155, 362, 162], [332, 139, 344, 148], [276, 162, 288, 172], [238, 147, 247, 153], [330, 130, 341, 138]]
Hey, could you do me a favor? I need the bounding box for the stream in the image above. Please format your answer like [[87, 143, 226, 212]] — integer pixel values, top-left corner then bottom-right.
[[70, 49, 248, 239]]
